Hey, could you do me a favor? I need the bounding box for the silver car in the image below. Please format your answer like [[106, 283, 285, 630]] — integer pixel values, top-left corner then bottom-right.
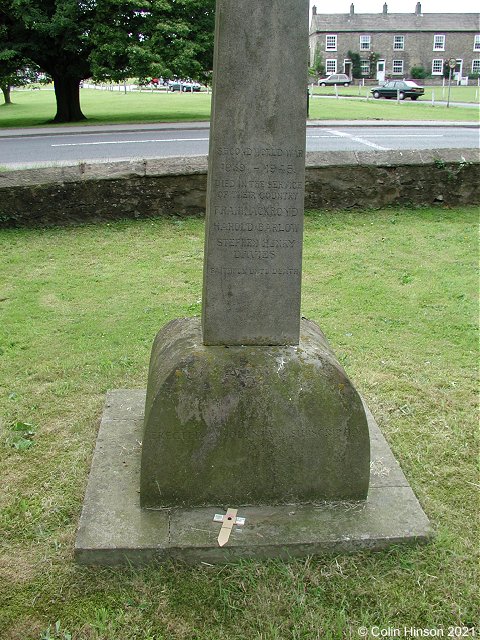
[[318, 73, 351, 86]]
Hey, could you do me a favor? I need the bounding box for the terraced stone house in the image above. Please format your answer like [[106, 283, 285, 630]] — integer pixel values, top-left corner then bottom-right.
[[309, 2, 480, 82]]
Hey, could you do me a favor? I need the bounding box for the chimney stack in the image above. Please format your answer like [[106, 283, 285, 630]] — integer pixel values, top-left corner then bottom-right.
[[415, 2, 422, 15], [383, 2, 388, 14], [350, 3, 355, 15]]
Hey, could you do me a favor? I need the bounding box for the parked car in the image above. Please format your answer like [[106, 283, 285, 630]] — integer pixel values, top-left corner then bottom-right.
[[370, 80, 425, 100], [167, 80, 202, 92], [317, 73, 351, 86]]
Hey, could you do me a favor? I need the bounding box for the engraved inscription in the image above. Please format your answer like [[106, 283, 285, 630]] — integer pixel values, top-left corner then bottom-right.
[[214, 207, 299, 217], [217, 146, 304, 158], [210, 267, 301, 276], [213, 222, 299, 232], [209, 144, 304, 270]]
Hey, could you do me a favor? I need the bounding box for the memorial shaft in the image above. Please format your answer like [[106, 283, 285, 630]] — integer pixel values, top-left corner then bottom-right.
[[202, 0, 309, 345]]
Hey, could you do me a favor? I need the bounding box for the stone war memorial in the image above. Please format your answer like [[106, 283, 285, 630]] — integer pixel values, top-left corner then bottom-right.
[[75, 0, 431, 564]]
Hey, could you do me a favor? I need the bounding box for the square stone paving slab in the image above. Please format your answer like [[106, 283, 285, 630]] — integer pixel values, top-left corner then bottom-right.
[[75, 389, 432, 565]]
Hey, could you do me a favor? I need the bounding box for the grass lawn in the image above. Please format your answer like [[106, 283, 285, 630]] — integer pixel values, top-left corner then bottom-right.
[[0, 87, 478, 129], [307, 96, 479, 121], [0, 207, 478, 639], [0, 89, 212, 128]]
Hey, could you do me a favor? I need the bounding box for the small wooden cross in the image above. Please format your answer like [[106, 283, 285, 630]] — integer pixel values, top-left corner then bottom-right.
[[213, 508, 245, 546]]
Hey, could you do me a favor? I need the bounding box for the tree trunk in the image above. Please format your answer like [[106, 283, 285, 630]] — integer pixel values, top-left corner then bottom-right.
[[1, 85, 12, 105], [52, 76, 86, 122]]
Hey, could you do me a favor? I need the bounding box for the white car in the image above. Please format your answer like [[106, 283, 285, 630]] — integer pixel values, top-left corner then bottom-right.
[[318, 73, 351, 86]]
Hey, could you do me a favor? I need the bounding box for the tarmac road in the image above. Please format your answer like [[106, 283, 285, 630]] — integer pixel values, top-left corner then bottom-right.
[[0, 120, 478, 167]]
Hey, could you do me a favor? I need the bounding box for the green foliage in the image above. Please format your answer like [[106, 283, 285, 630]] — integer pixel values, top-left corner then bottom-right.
[[0, 17, 49, 104], [347, 50, 362, 79], [40, 620, 72, 640], [368, 51, 380, 79], [148, 0, 215, 84], [311, 43, 325, 77], [88, 0, 215, 84], [4, 421, 37, 450], [410, 66, 429, 79]]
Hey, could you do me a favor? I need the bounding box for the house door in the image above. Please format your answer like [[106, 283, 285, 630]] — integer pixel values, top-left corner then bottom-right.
[[344, 60, 352, 80], [453, 59, 463, 82], [376, 60, 385, 82]]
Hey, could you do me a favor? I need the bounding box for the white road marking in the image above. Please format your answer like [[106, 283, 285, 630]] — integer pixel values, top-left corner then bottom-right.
[[52, 133, 444, 148], [307, 134, 443, 139], [51, 137, 209, 147], [326, 129, 390, 150], [355, 134, 444, 138]]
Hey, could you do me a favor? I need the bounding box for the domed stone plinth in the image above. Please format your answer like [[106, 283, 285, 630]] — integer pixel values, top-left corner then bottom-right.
[[140, 317, 370, 508]]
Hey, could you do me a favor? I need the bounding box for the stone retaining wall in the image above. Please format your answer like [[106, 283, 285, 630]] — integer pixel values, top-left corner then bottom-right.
[[0, 149, 478, 227]]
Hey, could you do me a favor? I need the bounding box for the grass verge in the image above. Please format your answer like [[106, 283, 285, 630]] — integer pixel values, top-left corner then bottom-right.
[[0, 87, 477, 129], [0, 207, 478, 639]]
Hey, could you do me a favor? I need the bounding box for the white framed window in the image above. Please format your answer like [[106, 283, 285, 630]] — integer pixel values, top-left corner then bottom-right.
[[360, 35, 371, 51], [326, 58, 337, 74], [360, 60, 370, 75], [472, 60, 480, 73], [394, 35, 405, 50], [392, 60, 404, 74], [326, 35, 337, 51], [432, 58, 444, 75], [433, 34, 445, 51], [474, 35, 480, 51]]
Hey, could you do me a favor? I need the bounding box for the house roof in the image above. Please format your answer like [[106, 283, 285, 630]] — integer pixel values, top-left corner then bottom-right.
[[310, 13, 480, 34]]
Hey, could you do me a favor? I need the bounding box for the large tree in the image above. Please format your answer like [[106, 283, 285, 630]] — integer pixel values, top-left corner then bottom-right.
[[0, 0, 214, 123]]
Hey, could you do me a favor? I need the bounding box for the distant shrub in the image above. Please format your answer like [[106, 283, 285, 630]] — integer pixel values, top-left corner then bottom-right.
[[410, 66, 428, 79], [348, 51, 363, 79]]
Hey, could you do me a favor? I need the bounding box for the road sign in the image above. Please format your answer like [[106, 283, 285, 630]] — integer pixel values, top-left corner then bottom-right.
[[448, 58, 457, 69]]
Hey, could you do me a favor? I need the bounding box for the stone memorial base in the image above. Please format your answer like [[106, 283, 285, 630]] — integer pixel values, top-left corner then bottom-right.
[[75, 389, 432, 565], [141, 317, 370, 507]]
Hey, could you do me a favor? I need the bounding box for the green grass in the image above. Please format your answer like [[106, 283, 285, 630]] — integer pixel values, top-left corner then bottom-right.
[[308, 95, 478, 120], [0, 86, 478, 129], [0, 207, 478, 639], [0, 88, 212, 128]]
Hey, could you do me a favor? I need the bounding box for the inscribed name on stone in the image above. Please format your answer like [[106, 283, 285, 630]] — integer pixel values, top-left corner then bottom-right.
[[202, 0, 309, 345]]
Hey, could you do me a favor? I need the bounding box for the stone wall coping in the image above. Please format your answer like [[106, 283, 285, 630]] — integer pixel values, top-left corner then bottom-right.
[[0, 148, 478, 189]]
